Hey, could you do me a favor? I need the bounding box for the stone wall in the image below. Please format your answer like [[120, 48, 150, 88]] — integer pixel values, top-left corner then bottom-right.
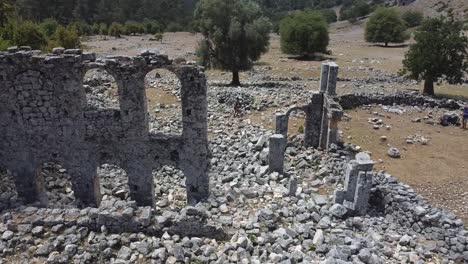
[[0, 47, 209, 208], [337, 91, 462, 110]]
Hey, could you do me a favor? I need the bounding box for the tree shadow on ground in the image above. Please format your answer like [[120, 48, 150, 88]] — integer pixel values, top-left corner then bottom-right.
[[286, 53, 333, 62], [369, 43, 410, 48]]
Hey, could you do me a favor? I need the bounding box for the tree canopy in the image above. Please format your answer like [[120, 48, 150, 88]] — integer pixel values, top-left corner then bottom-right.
[[279, 10, 329, 58], [365, 7, 409, 47], [401, 16, 468, 95], [195, 0, 272, 86]]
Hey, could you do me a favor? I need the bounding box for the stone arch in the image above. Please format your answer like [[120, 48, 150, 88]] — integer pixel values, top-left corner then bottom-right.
[[276, 105, 309, 139], [144, 67, 182, 134], [83, 68, 120, 110]]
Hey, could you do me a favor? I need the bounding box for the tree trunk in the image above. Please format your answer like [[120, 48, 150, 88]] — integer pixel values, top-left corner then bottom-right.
[[385, 42, 388, 47], [231, 71, 241, 86], [423, 79, 434, 96]]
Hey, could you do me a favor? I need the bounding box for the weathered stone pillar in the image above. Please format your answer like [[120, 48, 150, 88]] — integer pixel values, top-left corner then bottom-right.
[[319, 99, 330, 150], [327, 62, 339, 96], [269, 134, 287, 174], [68, 160, 102, 207], [110, 66, 153, 207], [275, 113, 288, 138], [304, 93, 324, 148], [320, 63, 330, 93], [327, 103, 343, 146], [178, 67, 209, 205], [334, 152, 374, 215], [125, 158, 154, 207]]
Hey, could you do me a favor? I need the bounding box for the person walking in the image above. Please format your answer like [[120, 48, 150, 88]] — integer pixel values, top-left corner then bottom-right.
[[462, 105, 468, 129]]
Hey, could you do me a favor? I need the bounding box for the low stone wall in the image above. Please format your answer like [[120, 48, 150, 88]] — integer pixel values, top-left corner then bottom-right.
[[0, 202, 227, 240], [337, 91, 462, 110]]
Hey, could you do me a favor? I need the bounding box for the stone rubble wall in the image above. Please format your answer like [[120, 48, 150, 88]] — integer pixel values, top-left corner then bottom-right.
[[0, 47, 209, 209], [338, 91, 462, 110], [369, 172, 468, 261]]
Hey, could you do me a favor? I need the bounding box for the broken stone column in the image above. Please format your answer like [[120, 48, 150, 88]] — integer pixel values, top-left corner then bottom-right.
[[327, 101, 344, 146], [327, 62, 339, 96], [275, 113, 288, 138], [178, 67, 210, 205], [319, 101, 330, 150], [304, 93, 324, 148], [269, 134, 287, 174], [320, 63, 330, 94], [334, 152, 374, 215]]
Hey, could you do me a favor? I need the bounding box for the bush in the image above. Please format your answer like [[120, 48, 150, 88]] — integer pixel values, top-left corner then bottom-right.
[[280, 11, 329, 57], [165, 22, 183, 32], [69, 21, 92, 36], [402, 10, 424, 27], [108, 22, 123, 38], [40, 18, 59, 37], [339, 0, 371, 21], [99, 23, 108, 35], [154, 33, 163, 42], [53, 25, 80, 49], [91, 23, 101, 35], [124, 21, 145, 35], [0, 37, 10, 50], [365, 7, 409, 47], [143, 19, 161, 34], [0, 18, 15, 41], [14, 21, 47, 50], [319, 9, 338, 24]]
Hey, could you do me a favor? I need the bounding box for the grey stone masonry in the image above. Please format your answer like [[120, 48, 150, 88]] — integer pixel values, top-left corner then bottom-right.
[[334, 152, 375, 215], [0, 48, 209, 208], [268, 134, 287, 174], [275, 63, 343, 151]]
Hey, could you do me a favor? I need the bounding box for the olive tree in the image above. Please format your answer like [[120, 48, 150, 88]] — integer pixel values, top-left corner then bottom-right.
[[195, 0, 272, 86], [401, 16, 468, 95], [365, 7, 409, 47]]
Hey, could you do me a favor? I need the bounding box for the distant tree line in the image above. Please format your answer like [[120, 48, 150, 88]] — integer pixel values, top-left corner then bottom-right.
[[14, 0, 193, 29]]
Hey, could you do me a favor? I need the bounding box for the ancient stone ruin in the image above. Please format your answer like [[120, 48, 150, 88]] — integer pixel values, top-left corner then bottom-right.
[[334, 152, 375, 215], [0, 47, 209, 208], [269, 63, 344, 174]]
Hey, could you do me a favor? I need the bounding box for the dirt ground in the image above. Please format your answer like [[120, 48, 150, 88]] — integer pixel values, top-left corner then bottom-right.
[[83, 25, 468, 223], [343, 107, 468, 222]]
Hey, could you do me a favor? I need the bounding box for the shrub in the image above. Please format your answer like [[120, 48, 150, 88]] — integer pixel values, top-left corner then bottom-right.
[[108, 22, 124, 38], [53, 25, 80, 49], [0, 37, 10, 50], [124, 21, 145, 35], [154, 33, 163, 42], [165, 22, 183, 32], [14, 21, 47, 50], [99, 23, 108, 35], [339, 0, 371, 21], [91, 23, 101, 35], [365, 7, 410, 47], [402, 10, 424, 27], [40, 18, 59, 37], [143, 19, 161, 34], [280, 11, 329, 57], [0, 18, 15, 41], [69, 21, 92, 36], [319, 9, 338, 24]]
